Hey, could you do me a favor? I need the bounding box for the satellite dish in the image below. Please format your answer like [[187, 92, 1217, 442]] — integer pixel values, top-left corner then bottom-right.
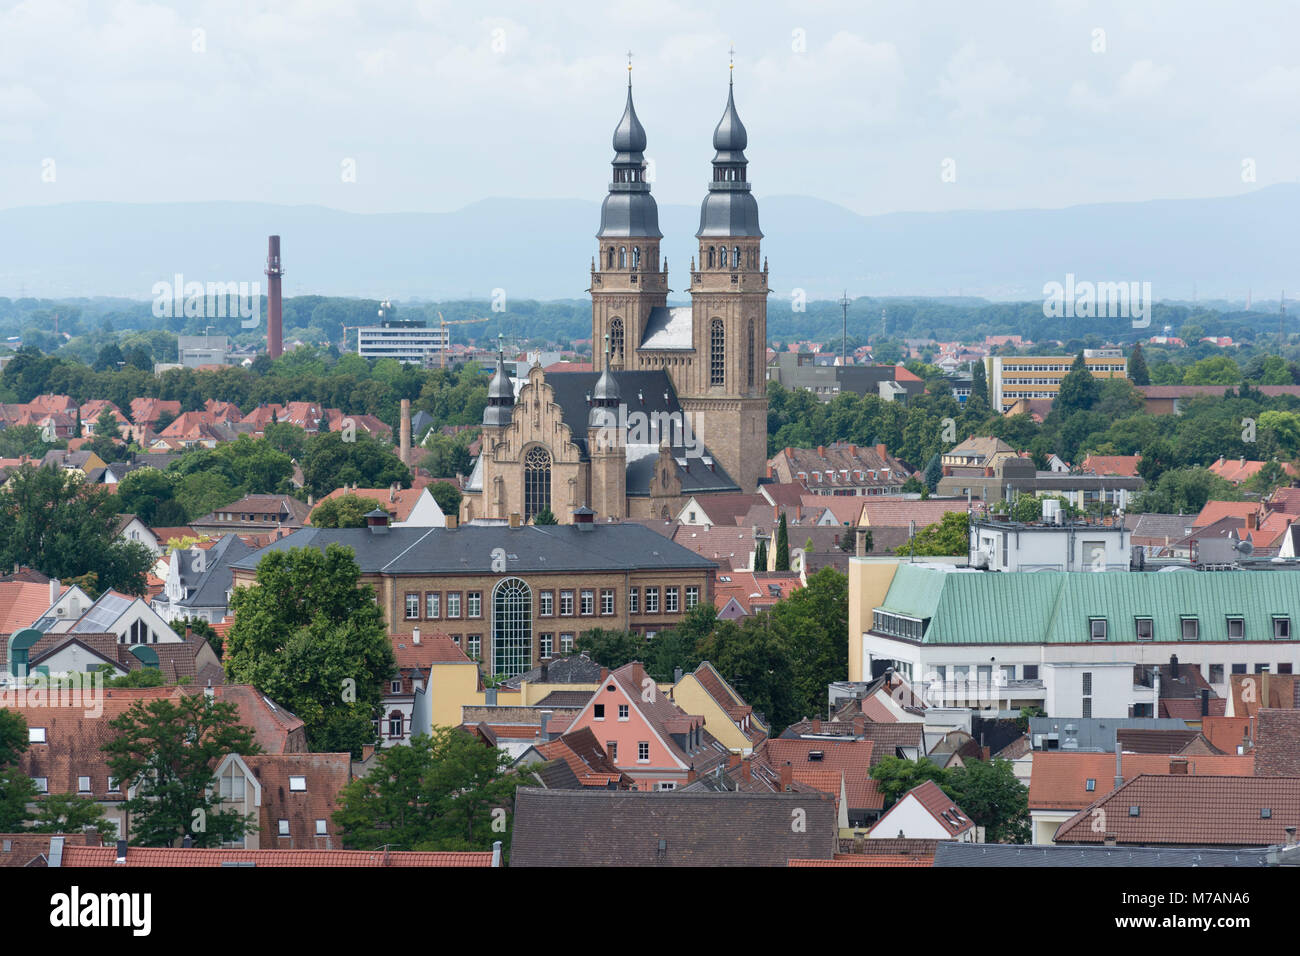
[[1235, 538, 1254, 555]]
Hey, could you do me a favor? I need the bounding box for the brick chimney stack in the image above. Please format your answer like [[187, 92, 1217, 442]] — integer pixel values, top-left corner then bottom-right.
[[400, 399, 411, 465], [266, 235, 284, 359]]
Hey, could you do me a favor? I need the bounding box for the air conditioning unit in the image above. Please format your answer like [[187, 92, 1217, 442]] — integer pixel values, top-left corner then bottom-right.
[[55, 607, 66, 617]]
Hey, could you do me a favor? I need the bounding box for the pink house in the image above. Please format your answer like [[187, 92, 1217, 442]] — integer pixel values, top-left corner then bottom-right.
[[565, 662, 729, 791]]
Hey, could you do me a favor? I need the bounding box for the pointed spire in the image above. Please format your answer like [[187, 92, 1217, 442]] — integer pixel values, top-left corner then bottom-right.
[[697, 60, 761, 239], [600, 63, 660, 239], [483, 334, 514, 426]]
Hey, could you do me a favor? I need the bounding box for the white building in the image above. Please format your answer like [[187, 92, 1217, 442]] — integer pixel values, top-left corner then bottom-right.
[[357, 323, 450, 365], [969, 514, 1130, 572]]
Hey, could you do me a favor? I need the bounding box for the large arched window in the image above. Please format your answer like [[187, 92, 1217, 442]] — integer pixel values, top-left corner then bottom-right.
[[524, 446, 552, 521], [610, 318, 624, 364], [707, 246, 715, 268], [493, 577, 533, 677], [619, 247, 627, 269], [606, 247, 614, 269], [747, 319, 756, 388], [631, 246, 640, 269], [710, 319, 726, 386], [733, 246, 741, 270]]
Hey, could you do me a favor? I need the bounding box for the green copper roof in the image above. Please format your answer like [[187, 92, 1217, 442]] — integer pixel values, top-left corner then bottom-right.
[[877, 568, 1300, 645]]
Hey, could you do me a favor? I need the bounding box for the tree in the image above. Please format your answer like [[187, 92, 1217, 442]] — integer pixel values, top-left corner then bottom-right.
[[769, 567, 848, 722], [300, 430, 410, 499], [901, 476, 925, 495], [948, 758, 1030, 843], [170, 616, 222, 659], [334, 728, 523, 853], [697, 614, 797, 732], [531, 507, 558, 526], [0, 710, 36, 832], [1127, 342, 1150, 386], [27, 792, 117, 839], [923, 453, 943, 492], [113, 466, 176, 525], [224, 543, 395, 755], [970, 359, 989, 406], [1183, 355, 1241, 386], [575, 628, 644, 669], [0, 464, 153, 595], [774, 512, 790, 571], [753, 538, 768, 571], [310, 494, 386, 529], [869, 756, 950, 809], [896, 510, 969, 556], [102, 693, 262, 847], [1054, 351, 1100, 415], [428, 481, 462, 516]]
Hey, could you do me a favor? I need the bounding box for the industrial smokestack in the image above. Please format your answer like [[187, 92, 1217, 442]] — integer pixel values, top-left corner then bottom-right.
[[266, 235, 284, 359], [400, 398, 411, 465]]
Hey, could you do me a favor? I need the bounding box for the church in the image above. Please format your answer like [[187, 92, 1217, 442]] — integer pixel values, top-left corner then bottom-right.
[[460, 68, 769, 525]]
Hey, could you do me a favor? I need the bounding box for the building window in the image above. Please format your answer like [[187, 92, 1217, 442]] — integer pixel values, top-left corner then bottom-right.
[[1280, 663, 1294, 674], [618, 704, 629, 720], [710, 319, 725, 386], [467, 635, 481, 659], [560, 633, 574, 654], [524, 445, 552, 522], [289, 776, 306, 792], [1227, 617, 1245, 640], [1023, 665, 1039, 680], [28, 728, 46, 744], [580, 590, 594, 616], [1082, 697, 1092, 718], [540, 633, 553, 658], [610, 318, 624, 363], [108, 776, 119, 793], [658, 781, 676, 791], [1210, 664, 1225, 683], [540, 591, 554, 617], [447, 592, 461, 618], [629, 588, 640, 614], [315, 819, 328, 836], [1089, 618, 1107, 641], [78, 776, 91, 793], [1086, 778, 1096, 792], [425, 592, 440, 618], [388, 713, 403, 737], [278, 820, 290, 837], [601, 589, 615, 615], [645, 587, 659, 613], [594, 704, 605, 720], [685, 586, 699, 609], [606, 741, 618, 760], [1231, 663, 1247, 675], [747, 319, 756, 388], [1274, 617, 1292, 640], [468, 592, 482, 618], [1135, 618, 1153, 641], [405, 593, 420, 619], [1181, 617, 1200, 640], [390, 679, 403, 694], [492, 577, 533, 677], [560, 590, 574, 616], [638, 742, 650, 762], [666, 587, 680, 613], [33, 777, 48, 794]]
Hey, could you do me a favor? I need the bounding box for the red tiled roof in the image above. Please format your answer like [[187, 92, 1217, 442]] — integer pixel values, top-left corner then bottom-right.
[[1193, 501, 1261, 528], [61, 846, 494, 867], [711, 572, 802, 615], [0, 580, 63, 633], [755, 738, 881, 811], [1079, 454, 1141, 477], [1229, 673, 1300, 717], [389, 632, 474, 669], [1201, 716, 1255, 755], [312, 487, 427, 524], [1054, 774, 1300, 846], [877, 779, 972, 837], [1160, 697, 1227, 720], [859, 498, 972, 527], [1028, 751, 1254, 811]]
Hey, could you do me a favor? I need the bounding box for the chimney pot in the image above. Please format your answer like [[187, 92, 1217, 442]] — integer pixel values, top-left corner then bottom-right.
[[412, 626, 421, 645]]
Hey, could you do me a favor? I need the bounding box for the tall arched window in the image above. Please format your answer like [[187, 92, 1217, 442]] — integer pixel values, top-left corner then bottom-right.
[[631, 246, 640, 269], [747, 319, 756, 388], [720, 246, 729, 268], [733, 246, 741, 269], [710, 319, 725, 386], [610, 318, 624, 363], [707, 247, 715, 268], [492, 577, 533, 677], [606, 247, 614, 269], [524, 446, 552, 521], [618, 247, 627, 269]]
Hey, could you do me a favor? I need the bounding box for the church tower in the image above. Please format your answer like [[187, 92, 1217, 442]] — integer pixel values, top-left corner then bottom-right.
[[682, 70, 769, 492], [591, 67, 668, 373]]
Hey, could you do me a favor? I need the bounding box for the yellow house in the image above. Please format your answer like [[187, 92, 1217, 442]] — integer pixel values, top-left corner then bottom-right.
[[670, 661, 768, 754], [847, 558, 902, 683]]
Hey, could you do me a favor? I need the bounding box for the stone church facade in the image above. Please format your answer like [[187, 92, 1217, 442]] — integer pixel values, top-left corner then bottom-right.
[[461, 70, 769, 525]]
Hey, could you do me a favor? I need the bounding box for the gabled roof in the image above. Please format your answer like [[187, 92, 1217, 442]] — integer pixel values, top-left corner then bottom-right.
[[1193, 500, 1260, 528], [605, 662, 727, 774], [509, 788, 837, 866], [1229, 673, 1300, 716], [1079, 454, 1141, 477], [858, 498, 971, 528], [389, 631, 473, 669], [688, 661, 768, 742], [311, 486, 429, 524], [1254, 709, 1300, 776], [754, 738, 881, 811], [1054, 774, 1300, 846], [874, 779, 973, 838], [530, 727, 627, 788]]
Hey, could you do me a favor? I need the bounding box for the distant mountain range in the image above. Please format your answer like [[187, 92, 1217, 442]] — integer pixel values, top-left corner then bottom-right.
[[1, 185, 1296, 303]]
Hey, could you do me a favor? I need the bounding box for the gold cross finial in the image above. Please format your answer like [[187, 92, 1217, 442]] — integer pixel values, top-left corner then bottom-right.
[[729, 44, 735, 70]]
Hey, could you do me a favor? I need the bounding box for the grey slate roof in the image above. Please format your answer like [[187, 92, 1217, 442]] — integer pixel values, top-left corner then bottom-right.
[[504, 653, 606, 689], [171, 534, 253, 609], [228, 523, 719, 575], [509, 788, 836, 866], [933, 842, 1274, 867]]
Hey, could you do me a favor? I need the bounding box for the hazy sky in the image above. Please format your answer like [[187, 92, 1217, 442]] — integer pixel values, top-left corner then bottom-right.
[[2, 0, 1297, 217]]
